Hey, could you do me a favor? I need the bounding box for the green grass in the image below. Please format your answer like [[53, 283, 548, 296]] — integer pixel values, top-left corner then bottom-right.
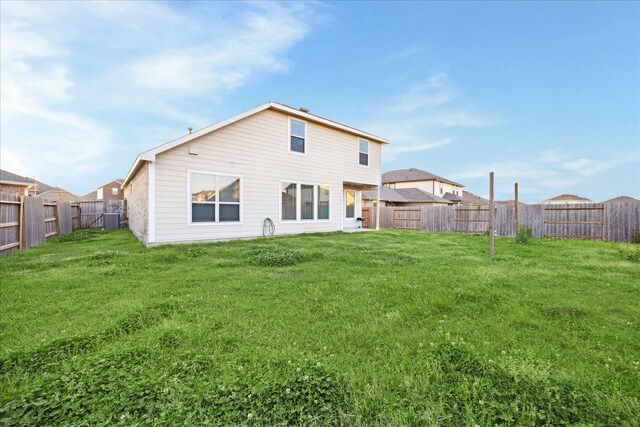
[[1, 229, 638, 426]]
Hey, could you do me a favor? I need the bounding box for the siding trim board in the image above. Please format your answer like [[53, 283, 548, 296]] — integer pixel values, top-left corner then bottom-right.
[[148, 162, 156, 244]]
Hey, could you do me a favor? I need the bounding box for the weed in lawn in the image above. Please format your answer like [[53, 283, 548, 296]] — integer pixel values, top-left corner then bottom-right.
[[184, 246, 208, 258], [48, 229, 105, 243], [0, 351, 347, 426], [515, 225, 533, 244], [249, 247, 306, 267], [430, 341, 618, 425], [618, 243, 639, 262]]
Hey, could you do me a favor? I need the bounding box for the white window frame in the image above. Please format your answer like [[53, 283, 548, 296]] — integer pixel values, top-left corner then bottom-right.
[[187, 170, 243, 226], [345, 190, 356, 219], [279, 180, 331, 223], [288, 117, 307, 155], [358, 138, 369, 167], [112, 187, 119, 195]]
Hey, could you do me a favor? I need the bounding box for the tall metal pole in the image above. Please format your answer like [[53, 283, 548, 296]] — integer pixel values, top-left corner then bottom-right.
[[489, 172, 495, 257]]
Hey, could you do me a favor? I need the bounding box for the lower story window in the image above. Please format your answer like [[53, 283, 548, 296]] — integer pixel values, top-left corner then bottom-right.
[[281, 181, 330, 221], [189, 171, 241, 223]]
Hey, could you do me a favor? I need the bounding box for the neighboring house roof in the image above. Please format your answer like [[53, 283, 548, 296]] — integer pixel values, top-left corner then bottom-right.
[[382, 167, 464, 187], [36, 188, 81, 201], [443, 192, 462, 203], [362, 186, 409, 203], [541, 194, 593, 204], [601, 195, 640, 204], [0, 169, 55, 193], [82, 191, 98, 200], [0, 179, 30, 187], [123, 101, 390, 187], [0, 169, 32, 184], [461, 191, 489, 206], [394, 188, 453, 204], [362, 187, 452, 204], [96, 179, 124, 190]]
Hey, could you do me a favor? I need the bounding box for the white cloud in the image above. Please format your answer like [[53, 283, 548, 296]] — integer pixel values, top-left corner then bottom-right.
[[0, 1, 323, 191], [383, 138, 453, 161], [450, 149, 639, 201], [363, 72, 500, 161]]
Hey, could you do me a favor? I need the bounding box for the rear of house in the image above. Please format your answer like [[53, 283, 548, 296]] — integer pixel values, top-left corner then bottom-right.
[[122, 102, 388, 246]]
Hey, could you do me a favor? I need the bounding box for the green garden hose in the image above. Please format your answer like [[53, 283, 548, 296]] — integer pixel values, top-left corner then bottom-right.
[[263, 218, 275, 237]]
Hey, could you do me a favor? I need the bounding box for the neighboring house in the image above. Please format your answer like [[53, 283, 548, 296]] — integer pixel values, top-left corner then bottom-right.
[[382, 167, 465, 198], [362, 186, 452, 207], [0, 169, 33, 196], [122, 102, 388, 246], [36, 189, 81, 202], [460, 191, 489, 206], [541, 194, 593, 205], [81, 191, 98, 201], [0, 169, 79, 201], [601, 196, 640, 204], [96, 179, 125, 201], [495, 200, 528, 207]]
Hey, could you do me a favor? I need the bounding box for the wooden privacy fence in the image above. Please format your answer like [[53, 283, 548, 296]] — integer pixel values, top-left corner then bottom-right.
[[0, 194, 125, 257], [77, 200, 124, 228], [379, 202, 640, 243]]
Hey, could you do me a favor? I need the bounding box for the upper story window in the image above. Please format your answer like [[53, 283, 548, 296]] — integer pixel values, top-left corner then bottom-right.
[[358, 139, 369, 166], [289, 118, 306, 154], [189, 171, 241, 224], [112, 187, 119, 195]]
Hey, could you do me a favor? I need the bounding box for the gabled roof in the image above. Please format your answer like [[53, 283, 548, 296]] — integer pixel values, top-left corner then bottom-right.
[[394, 188, 453, 203], [37, 188, 81, 199], [0, 169, 32, 184], [461, 191, 489, 206], [96, 178, 124, 190], [382, 168, 464, 187], [0, 169, 55, 193], [362, 186, 452, 204], [82, 190, 98, 201], [123, 102, 390, 187], [601, 195, 640, 204], [443, 192, 462, 203], [362, 186, 409, 203], [541, 194, 592, 203]]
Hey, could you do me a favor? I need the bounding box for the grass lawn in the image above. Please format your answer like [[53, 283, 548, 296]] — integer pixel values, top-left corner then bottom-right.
[[1, 229, 639, 426]]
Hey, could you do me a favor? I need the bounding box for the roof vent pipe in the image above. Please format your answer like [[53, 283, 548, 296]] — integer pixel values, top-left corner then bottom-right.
[[188, 127, 193, 134], [299, 107, 310, 113]]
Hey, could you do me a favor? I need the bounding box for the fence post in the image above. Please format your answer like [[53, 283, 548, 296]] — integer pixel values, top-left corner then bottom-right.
[[54, 203, 61, 237], [19, 196, 24, 249], [489, 172, 495, 257], [514, 182, 519, 234]]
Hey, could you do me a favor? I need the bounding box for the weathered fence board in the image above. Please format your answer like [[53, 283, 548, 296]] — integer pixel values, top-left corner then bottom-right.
[[380, 202, 640, 242], [0, 197, 125, 256], [23, 196, 46, 248], [0, 193, 21, 255]]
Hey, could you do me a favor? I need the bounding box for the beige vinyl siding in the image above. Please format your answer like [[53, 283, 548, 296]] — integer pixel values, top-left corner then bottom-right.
[[153, 109, 381, 243], [124, 162, 149, 244]]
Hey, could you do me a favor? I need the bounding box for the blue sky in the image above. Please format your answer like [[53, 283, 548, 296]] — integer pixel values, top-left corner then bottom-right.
[[1, 1, 638, 202]]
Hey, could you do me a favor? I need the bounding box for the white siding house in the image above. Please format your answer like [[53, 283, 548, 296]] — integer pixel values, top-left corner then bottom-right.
[[122, 102, 388, 246]]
